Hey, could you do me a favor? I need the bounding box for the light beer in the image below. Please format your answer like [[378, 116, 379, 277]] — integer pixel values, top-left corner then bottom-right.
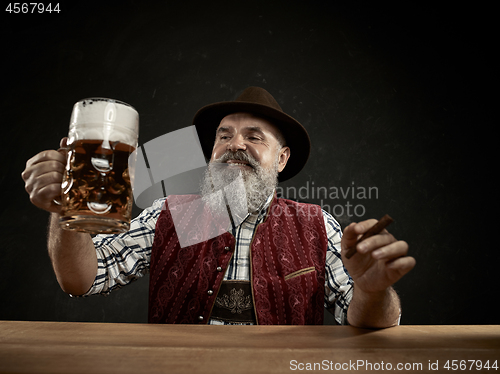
[[59, 98, 139, 234]]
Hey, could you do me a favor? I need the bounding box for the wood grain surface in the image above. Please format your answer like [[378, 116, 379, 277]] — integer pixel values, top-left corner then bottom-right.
[[1, 321, 499, 373]]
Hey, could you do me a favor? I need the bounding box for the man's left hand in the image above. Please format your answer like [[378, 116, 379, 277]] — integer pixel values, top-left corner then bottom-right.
[[341, 219, 416, 294]]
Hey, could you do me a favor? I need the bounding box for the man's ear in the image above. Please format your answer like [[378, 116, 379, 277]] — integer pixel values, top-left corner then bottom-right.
[[277, 146, 291, 173]]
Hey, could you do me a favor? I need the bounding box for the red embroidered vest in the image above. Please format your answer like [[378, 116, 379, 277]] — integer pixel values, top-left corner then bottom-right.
[[148, 194, 328, 325]]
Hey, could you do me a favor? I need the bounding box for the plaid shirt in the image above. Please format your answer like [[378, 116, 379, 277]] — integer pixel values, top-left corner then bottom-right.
[[88, 195, 353, 325]]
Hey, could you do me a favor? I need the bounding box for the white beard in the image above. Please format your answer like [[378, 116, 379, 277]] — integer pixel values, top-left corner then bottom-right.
[[200, 150, 279, 219]]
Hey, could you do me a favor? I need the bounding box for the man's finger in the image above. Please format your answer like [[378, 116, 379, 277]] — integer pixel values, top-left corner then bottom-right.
[[59, 137, 68, 149], [351, 219, 379, 236], [342, 219, 381, 255], [356, 231, 393, 254], [23, 161, 65, 188], [30, 170, 64, 191], [386, 256, 416, 277], [342, 222, 357, 239], [26, 150, 65, 169], [29, 182, 63, 213], [370, 240, 408, 260]]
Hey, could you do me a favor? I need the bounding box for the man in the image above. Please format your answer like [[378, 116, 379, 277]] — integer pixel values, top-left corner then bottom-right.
[[22, 87, 415, 327]]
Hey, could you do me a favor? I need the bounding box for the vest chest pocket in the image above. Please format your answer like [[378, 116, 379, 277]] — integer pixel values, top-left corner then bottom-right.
[[284, 266, 316, 281]]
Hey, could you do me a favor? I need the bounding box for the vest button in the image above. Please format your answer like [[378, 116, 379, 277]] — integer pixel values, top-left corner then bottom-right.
[[224, 246, 230, 251], [198, 315, 203, 321], [216, 266, 222, 272], [207, 290, 213, 295]]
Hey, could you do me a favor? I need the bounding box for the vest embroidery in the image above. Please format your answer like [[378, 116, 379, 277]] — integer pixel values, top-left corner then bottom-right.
[[148, 195, 328, 325], [215, 288, 253, 314]]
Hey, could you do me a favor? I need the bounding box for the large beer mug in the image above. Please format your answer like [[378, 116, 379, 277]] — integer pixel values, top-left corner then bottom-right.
[[59, 98, 139, 234]]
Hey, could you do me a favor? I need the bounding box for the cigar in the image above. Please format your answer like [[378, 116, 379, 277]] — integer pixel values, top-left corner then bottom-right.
[[344, 214, 394, 259]]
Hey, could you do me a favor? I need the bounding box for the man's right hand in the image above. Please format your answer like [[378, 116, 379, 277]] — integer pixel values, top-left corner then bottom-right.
[[21, 138, 67, 213], [22, 137, 98, 296]]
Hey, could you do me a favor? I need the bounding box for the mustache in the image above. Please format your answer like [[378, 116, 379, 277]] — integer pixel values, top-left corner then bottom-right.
[[212, 150, 259, 169]]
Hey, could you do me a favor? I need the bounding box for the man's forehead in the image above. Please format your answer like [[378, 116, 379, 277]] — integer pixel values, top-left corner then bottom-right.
[[217, 112, 279, 134], [217, 125, 265, 134]]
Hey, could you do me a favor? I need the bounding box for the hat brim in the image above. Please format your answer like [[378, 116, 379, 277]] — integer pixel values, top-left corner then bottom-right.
[[193, 101, 310, 183]]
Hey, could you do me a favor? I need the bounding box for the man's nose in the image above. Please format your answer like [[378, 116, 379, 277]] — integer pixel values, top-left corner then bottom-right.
[[226, 134, 247, 152]]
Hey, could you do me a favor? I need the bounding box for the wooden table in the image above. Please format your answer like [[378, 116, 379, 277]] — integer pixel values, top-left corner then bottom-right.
[[0, 321, 499, 373]]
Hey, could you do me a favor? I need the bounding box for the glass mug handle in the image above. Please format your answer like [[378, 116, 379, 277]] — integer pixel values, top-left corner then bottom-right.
[[53, 146, 68, 206]]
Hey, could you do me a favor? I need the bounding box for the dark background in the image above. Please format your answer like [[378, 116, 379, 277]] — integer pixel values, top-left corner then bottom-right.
[[1, 0, 495, 325]]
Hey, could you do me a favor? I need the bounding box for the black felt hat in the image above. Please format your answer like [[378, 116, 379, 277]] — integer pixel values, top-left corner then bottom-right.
[[193, 86, 310, 182]]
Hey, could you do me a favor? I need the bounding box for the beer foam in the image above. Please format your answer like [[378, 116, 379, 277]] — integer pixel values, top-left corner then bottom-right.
[[69, 98, 139, 146]]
